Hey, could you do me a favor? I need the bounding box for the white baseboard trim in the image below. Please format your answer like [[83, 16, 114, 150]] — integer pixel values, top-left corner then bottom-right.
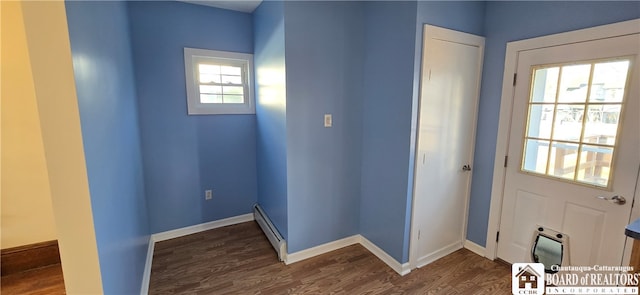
[[285, 235, 360, 265], [140, 236, 155, 295], [359, 235, 411, 276], [415, 241, 462, 268], [463, 239, 486, 257], [284, 234, 410, 276], [151, 213, 254, 242], [140, 213, 412, 293]]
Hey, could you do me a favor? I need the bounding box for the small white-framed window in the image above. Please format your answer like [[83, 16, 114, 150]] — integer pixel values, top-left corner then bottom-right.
[[184, 48, 255, 115]]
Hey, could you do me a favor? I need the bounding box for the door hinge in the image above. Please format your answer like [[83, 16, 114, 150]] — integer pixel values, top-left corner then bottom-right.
[[513, 73, 517, 86], [428, 69, 432, 81], [418, 230, 421, 240], [496, 231, 500, 242], [632, 198, 636, 209], [504, 155, 508, 168]]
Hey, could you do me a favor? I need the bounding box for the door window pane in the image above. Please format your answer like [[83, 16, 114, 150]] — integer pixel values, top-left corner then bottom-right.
[[548, 142, 578, 180], [520, 58, 630, 188], [558, 64, 591, 103], [589, 60, 629, 103], [526, 105, 554, 139], [531, 67, 559, 103], [523, 139, 550, 174], [577, 145, 613, 186], [552, 105, 584, 142], [584, 104, 620, 145]]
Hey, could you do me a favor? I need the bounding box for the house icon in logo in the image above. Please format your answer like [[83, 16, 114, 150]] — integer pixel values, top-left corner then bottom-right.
[[512, 263, 545, 295], [515, 265, 541, 289]]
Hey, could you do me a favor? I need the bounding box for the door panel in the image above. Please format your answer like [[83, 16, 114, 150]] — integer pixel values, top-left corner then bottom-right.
[[410, 25, 485, 268], [497, 34, 640, 267], [562, 203, 605, 265]]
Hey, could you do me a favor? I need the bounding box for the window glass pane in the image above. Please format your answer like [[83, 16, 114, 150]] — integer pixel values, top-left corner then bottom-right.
[[584, 104, 620, 145], [590, 60, 629, 102], [200, 85, 222, 94], [223, 95, 244, 104], [200, 94, 222, 103], [548, 142, 579, 180], [523, 139, 549, 174], [558, 64, 591, 103], [199, 73, 220, 84], [520, 58, 629, 187], [531, 67, 559, 103], [221, 66, 241, 75], [577, 145, 613, 186], [221, 75, 242, 85], [199, 64, 220, 74], [553, 104, 584, 142], [223, 86, 244, 95], [527, 104, 554, 139]]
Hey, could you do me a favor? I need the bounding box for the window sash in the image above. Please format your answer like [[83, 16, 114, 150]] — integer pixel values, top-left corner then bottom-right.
[[184, 47, 255, 115]]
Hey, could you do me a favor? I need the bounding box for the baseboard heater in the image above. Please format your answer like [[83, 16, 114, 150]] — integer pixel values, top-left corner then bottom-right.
[[253, 204, 286, 261]]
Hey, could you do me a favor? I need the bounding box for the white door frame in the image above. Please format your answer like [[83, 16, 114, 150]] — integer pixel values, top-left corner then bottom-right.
[[485, 18, 640, 260], [409, 24, 485, 269]]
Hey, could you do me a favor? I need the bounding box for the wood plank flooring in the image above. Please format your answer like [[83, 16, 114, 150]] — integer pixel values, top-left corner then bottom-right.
[[1, 240, 62, 276], [150, 221, 511, 294], [0, 264, 66, 295]]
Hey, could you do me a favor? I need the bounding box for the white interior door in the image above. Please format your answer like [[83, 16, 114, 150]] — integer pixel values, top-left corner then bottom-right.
[[410, 25, 484, 268], [497, 33, 640, 267]]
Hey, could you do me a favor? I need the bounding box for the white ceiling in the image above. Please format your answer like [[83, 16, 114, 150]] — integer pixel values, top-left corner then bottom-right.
[[180, 0, 263, 13]]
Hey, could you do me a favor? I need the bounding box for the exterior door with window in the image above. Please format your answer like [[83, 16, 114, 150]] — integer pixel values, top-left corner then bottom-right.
[[497, 33, 640, 267]]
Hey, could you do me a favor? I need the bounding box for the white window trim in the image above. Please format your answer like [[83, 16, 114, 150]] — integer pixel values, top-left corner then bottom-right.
[[184, 47, 255, 115]]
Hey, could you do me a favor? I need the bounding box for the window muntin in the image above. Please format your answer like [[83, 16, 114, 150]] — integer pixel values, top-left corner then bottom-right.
[[184, 48, 254, 115], [197, 63, 245, 104], [521, 58, 631, 188]]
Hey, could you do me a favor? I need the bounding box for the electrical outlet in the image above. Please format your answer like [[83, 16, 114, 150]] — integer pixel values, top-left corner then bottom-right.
[[205, 189, 213, 200]]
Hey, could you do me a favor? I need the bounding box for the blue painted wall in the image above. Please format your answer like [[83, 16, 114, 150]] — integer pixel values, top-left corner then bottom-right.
[[253, 1, 289, 239], [360, 1, 417, 263], [467, 1, 640, 247], [65, 2, 150, 293], [66, 4, 640, 287], [359, 0, 486, 264], [417, 1, 485, 36], [284, 1, 365, 253], [128, 1, 258, 233]]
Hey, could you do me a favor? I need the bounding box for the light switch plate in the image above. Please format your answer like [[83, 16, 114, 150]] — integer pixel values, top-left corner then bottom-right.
[[324, 114, 332, 127]]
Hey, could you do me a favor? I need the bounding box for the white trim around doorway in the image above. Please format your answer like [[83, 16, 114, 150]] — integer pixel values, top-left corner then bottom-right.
[[485, 18, 640, 260]]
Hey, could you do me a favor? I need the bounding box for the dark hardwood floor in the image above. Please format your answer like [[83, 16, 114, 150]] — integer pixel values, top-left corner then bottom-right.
[[0, 264, 66, 295], [150, 221, 511, 294]]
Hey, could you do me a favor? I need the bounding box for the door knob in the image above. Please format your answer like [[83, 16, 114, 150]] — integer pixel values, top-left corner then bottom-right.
[[462, 164, 472, 172], [596, 195, 626, 205]]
